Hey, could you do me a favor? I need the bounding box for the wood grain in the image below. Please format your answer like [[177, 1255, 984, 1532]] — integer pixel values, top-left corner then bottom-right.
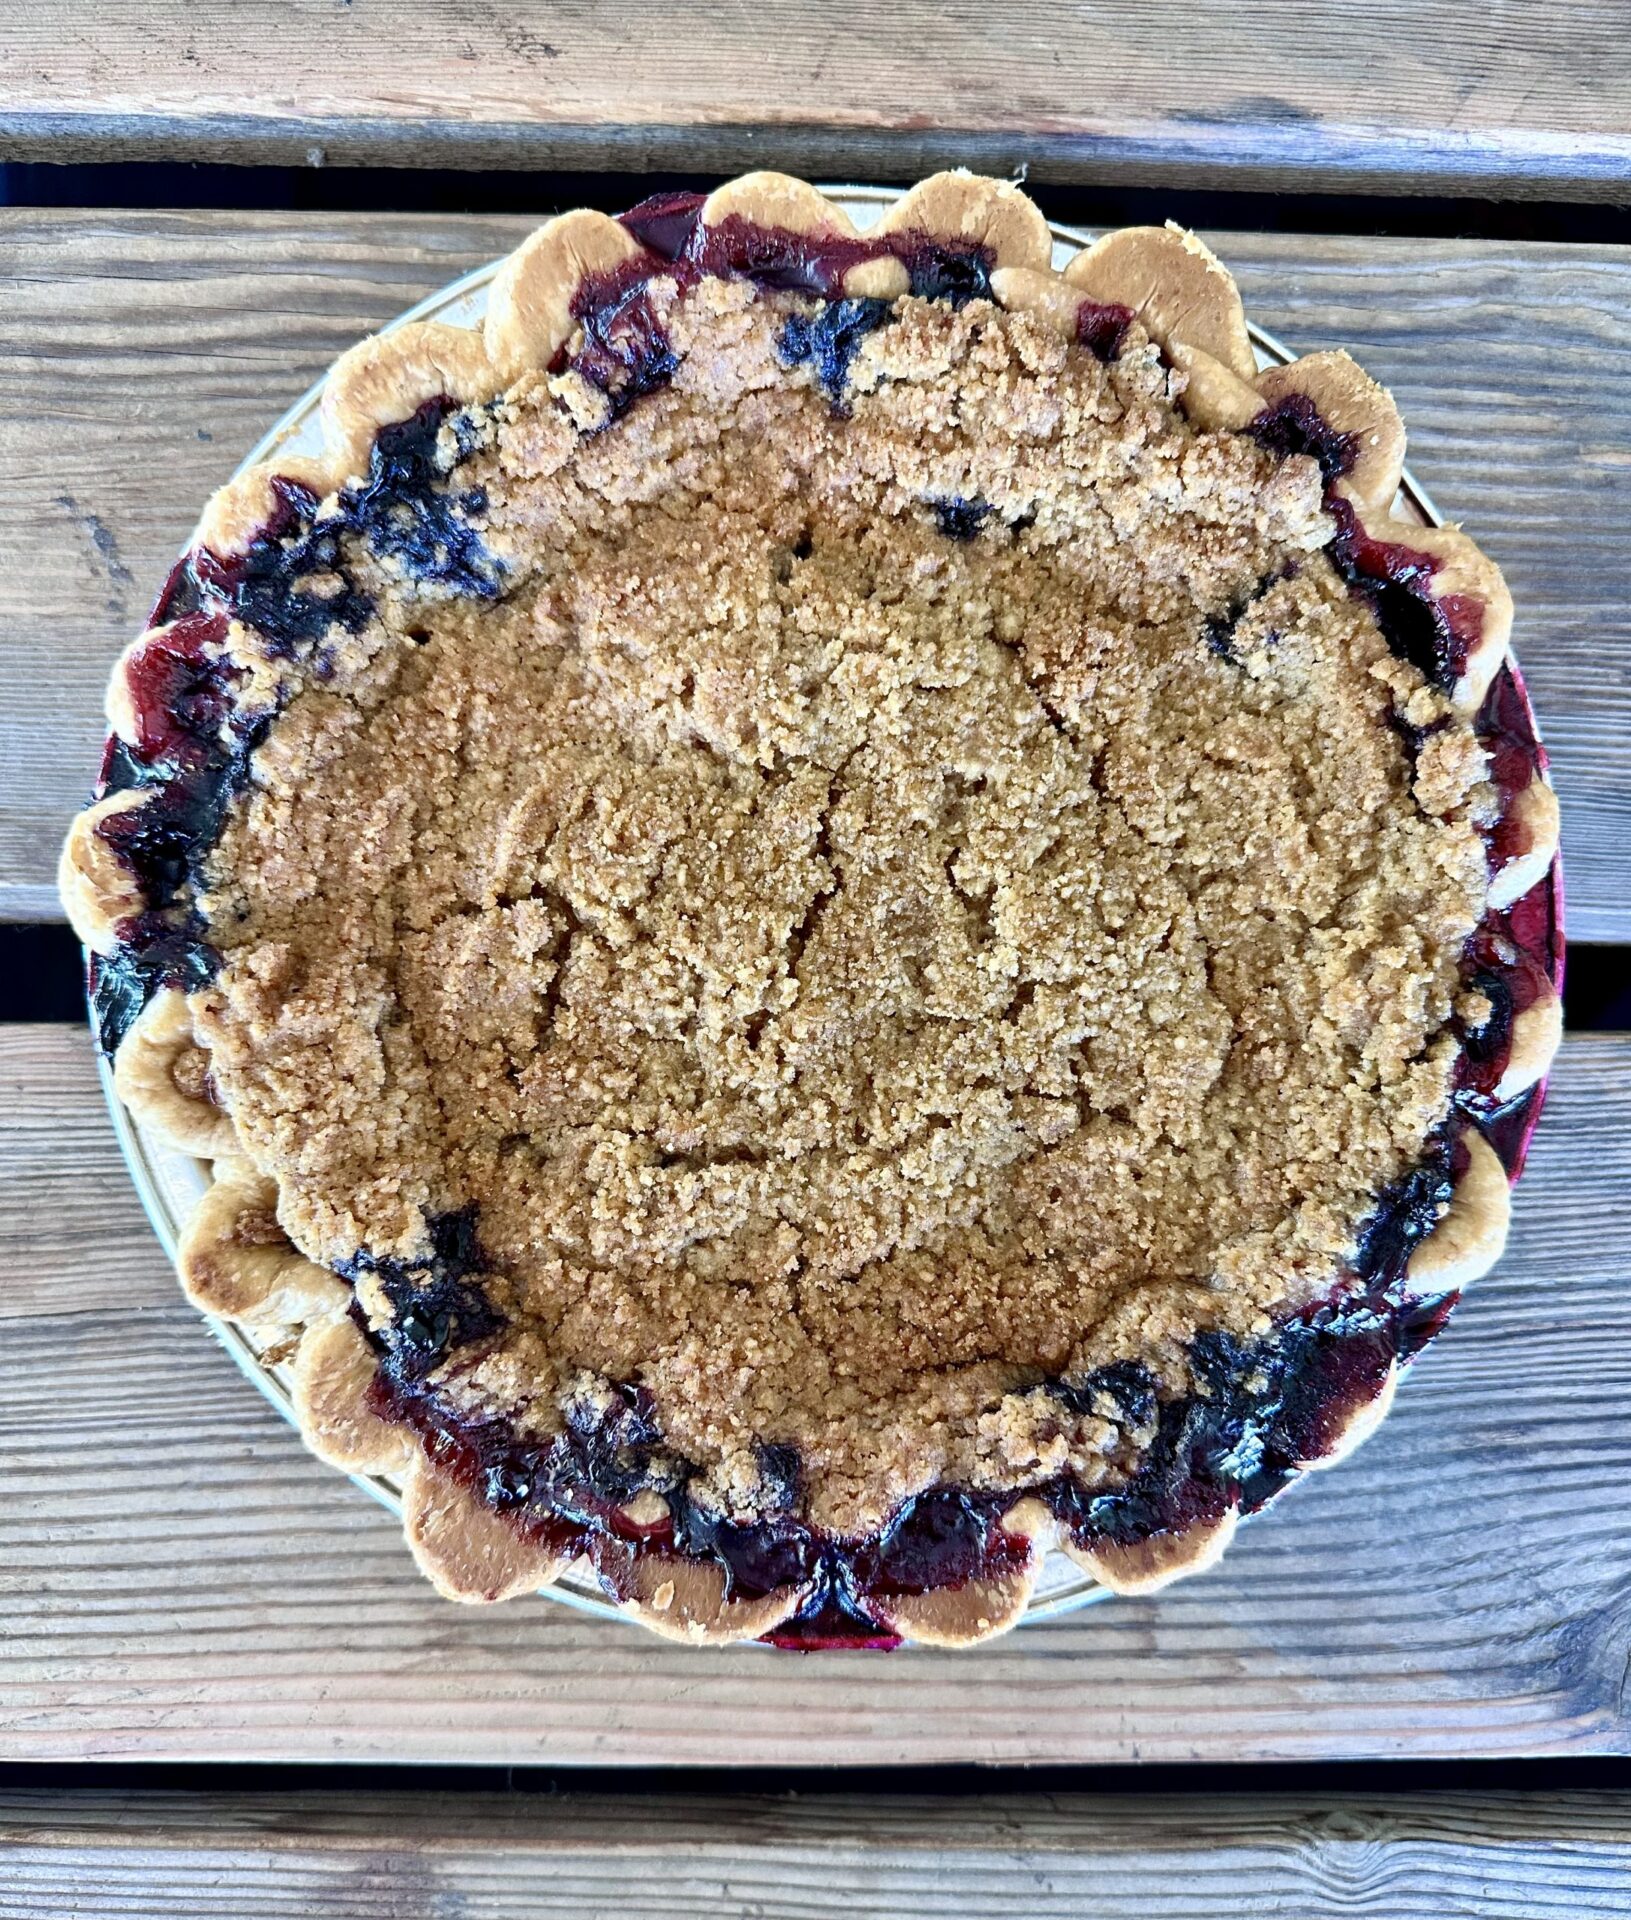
[[3, 1, 1631, 200], [2, 211, 1629, 935], [3, 1786, 1631, 1917], [3, 1019, 1629, 1765]]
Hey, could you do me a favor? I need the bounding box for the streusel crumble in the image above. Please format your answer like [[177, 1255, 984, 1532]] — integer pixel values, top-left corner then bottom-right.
[[193, 281, 1485, 1533]]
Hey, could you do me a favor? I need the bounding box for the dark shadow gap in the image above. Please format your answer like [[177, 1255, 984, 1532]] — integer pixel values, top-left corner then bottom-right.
[[3, 922, 1627, 1030], [3, 1755, 1631, 1796], [3, 160, 1630, 244]]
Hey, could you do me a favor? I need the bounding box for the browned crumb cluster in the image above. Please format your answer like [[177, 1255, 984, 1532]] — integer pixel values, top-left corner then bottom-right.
[[193, 277, 1492, 1533]]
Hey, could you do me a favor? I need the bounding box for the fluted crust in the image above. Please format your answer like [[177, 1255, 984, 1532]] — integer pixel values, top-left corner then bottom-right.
[[320, 319, 501, 480], [1409, 1131, 1514, 1288], [59, 790, 149, 953], [484, 209, 646, 384], [1064, 223, 1257, 381], [112, 986, 238, 1158], [177, 1161, 348, 1327], [1064, 1504, 1240, 1596], [196, 454, 339, 557], [403, 1454, 567, 1604], [1490, 776, 1562, 911], [1255, 349, 1407, 511]]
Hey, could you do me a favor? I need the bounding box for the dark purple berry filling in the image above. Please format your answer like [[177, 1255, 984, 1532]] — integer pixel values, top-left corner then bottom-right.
[[343, 1205, 501, 1383], [776, 297, 893, 407], [565, 261, 683, 421], [352, 1127, 1485, 1648], [1249, 391, 1359, 485], [573, 193, 1006, 418], [1076, 298, 1134, 362], [88, 403, 503, 1051], [1328, 495, 1483, 694], [618, 189, 708, 259], [1476, 664, 1546, 877], [931, 496, 994, 541], [1456, 910, 1551, 1108], [192, 402, 501, 651]]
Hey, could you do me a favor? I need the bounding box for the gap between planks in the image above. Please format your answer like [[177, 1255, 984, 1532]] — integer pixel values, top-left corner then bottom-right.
[[0, 1023, 1627, 1765]]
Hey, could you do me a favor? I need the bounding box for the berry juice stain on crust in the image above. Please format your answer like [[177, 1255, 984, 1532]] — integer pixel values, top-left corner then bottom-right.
[[1249, 392, 1359, 485], [1328, 495, 1481, 693]]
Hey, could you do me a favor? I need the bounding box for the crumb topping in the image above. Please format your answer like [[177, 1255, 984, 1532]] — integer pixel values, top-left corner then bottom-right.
[[192, 279, 1490, 1532]]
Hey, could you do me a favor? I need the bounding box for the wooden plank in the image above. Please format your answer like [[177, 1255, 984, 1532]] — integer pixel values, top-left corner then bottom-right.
[[3, 1786, 1631, 1918], [3, 211, 1629, 935], [2, 1019, 1628, 1765], [3, 1, 1631, 200]]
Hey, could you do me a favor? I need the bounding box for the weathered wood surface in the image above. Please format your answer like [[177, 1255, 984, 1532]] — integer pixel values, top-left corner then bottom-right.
[[3, 1787, 1630, 1917], [3, 1, 1631, 200], [2, 211, 1629, 935], [1, 1020, 1627, 1765]]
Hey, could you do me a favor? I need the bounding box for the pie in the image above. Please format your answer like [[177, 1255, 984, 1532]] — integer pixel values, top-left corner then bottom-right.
[[60, 172, 1563, 1648]]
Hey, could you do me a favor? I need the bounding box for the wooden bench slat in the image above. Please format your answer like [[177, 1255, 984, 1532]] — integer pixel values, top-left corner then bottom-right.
[[3, 1786, 1631, 1917], [2, 212, 1628, 936], [3, 2, 1631, 200], [1, 1020, 1627, 1765]]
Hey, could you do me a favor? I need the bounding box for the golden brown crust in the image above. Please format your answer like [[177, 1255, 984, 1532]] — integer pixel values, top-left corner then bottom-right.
[[1064, 1503, 1240, 1595], [1489, 777, 1561, 912], [402, 1452, 566, 1603], [195, 454, 339, 558], [987, 265, 1091, 340], [320, 320, 502, 481], [1495, 986, 1564, 1104], [1408, 1130, 1512, 1288], [1167, 340, 1266, 432], [615, 1553, 811, 1645], [1064, 224, 1256, 382], [702, 170, 858, 238], [289, 1316, 414, 1474], [178, 1162, 349, 1329], [111, 986, 239, 1158], [876, 170, 1053, 274], [58, 790, 149, 952], [484, 209, 647, 386], [871, 1571, 1038, 1644], [1254, 350, 1406, 511]]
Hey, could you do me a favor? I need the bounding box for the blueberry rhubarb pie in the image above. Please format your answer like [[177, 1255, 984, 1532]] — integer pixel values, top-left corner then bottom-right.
[[61, 174, 1563, 1647]]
